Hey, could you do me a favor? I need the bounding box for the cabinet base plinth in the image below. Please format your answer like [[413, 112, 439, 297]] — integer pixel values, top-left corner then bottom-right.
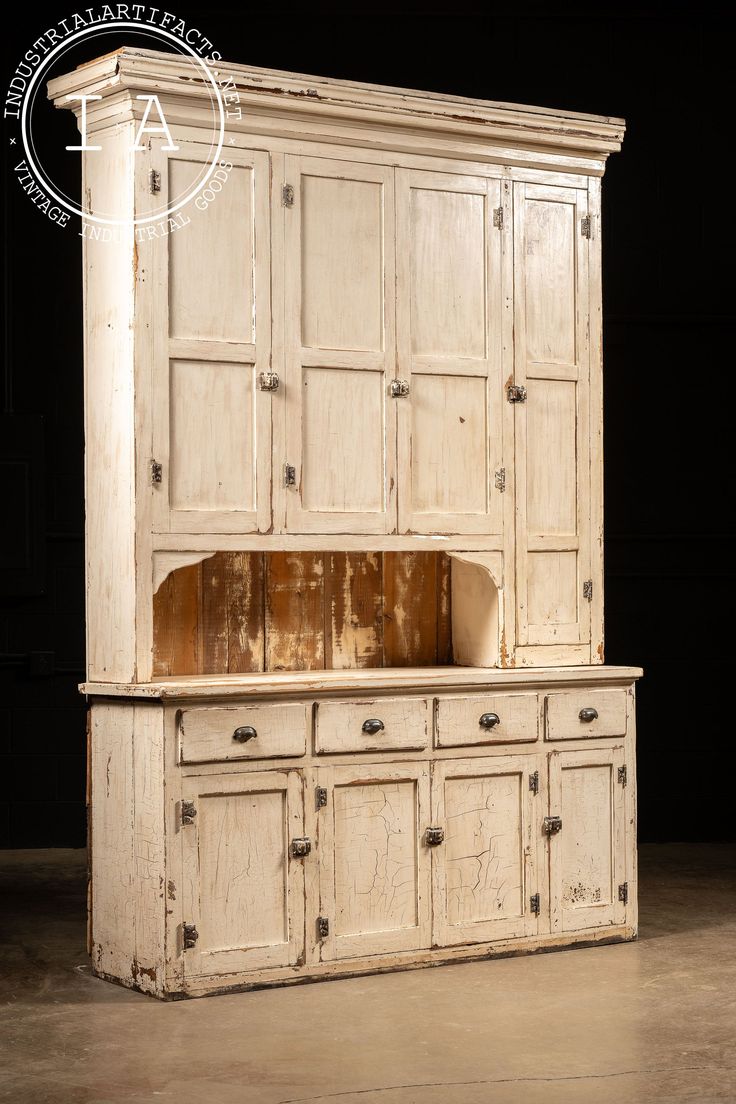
[[92, 925, 638, 1001]]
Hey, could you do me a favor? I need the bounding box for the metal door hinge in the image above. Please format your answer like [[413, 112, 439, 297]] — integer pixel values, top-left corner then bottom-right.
[[581, 214, 592, 238], [390, 378, 410, 398], [151, 460, 163, 484], [282, 183, 294, 207], [425, 826, 445, 846], [529, 770, 539, 795], [583, 579, 593, 601], [494, 468, 506, 492], [259, 371, 280, 392], [530, 893, 541, 915], [149, 169, 161, 194], [181, 800, 197, 826], [316, 786, 328, 809], [543, 815, 562, 835], [290, 836, 311, 858], [618, 765, 628, 787], [507, 384, 527, 404], [284, 463, 296, 487], [183, 923, 199, 949], [317, 916, 329, 938], [493, 206, 504, 230], [618, 882, 629, 905]]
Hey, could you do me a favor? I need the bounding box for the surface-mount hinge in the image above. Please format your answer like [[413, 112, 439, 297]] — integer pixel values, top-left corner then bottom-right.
[[583, 579, 593, 601], [494, 467, 506, 492], [181, 800, 197, 826], [317, 916, 329, 939], [316, 786, 328, 809], [493, 206, 504, 230], [530, 893, 541, 915], [618, 765, 628, 787], [149, 169, 161, 194], [151, 459, 163, 484], [581, 214, 592, 238], [507, 384, 527, 404], [182, 923, 199, 949], [529, 770, 539, 795], [284, 463, 296, 487], [618, 882, 629, 905], [282, 183, 294, 207]]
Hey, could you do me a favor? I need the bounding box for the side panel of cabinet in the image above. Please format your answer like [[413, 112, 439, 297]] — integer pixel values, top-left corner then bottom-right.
[[513, 182, 592, 655], [316, 763, 431, 960], [431, 755, 543, 946], [282, 156, 397, 534], [396, 170, 506, 536], [548, 747, 626, 933], [151, 143, 272, 534], [181, 770, 305, 976]]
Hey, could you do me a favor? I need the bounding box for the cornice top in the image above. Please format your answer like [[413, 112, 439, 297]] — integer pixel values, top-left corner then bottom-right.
[[47, 46, 625, 159]]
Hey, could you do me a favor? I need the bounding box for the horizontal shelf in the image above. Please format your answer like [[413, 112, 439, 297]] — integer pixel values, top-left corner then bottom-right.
[[80, 664, 644, 701]]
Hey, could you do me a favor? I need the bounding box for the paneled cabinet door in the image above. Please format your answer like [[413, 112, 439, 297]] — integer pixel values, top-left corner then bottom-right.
[[150, 143, 272, 534], [282, 156, 397, 533], [396, 171, 506, 535], [181, 771, 305, 977], [548, 747, 627, 933], [513, 182, 592, 653], [431, 756, 542, 947], [316, 763, 431, 960]]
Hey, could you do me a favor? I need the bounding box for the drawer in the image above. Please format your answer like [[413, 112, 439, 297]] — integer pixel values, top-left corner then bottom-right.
[[315, 697, 429, 754], [545, 689, 628, 741], [179, 703, 309, 763], [436, 693, 538, 747]]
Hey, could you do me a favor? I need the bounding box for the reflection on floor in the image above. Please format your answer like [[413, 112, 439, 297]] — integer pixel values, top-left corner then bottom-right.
[[1, 843, 735, 1103]]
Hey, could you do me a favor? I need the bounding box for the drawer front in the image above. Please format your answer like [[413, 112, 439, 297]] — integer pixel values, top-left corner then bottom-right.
[[179, 703, 309, 763], [315, 698, 429, 754], [436, 693, 538, 747], [545, 689, 628, 741]]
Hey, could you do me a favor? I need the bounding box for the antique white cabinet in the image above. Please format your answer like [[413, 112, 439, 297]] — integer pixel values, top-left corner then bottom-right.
[[49, 48, 640, 998]]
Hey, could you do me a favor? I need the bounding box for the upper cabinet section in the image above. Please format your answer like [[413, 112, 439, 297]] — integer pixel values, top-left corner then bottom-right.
[[151, 143, 272, 535]]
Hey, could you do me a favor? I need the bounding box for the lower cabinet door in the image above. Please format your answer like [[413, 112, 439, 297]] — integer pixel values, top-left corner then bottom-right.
[[181, 770, 305, 977], [431, 756, 543, 947], [548, 747, 627, 933], [317, 763, 432, 960]]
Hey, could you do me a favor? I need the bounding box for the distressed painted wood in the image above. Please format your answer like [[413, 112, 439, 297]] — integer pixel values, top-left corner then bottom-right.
[[56, 50, 636, 999]]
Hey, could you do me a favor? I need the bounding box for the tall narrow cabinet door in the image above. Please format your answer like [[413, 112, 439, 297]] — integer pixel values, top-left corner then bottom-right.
[[282, 157, 397, 534], [181, 771, 305, 977], [548, 747, 627, 933], [513, 183, 592, 655], [151, 144, 272, 534], [316, 763, 432, 960], [432, 756, 543, 946], [396, 171, 505, 535]]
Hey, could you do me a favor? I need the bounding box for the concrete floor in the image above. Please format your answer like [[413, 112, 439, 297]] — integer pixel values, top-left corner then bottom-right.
[[1, 845, 735, 1104]]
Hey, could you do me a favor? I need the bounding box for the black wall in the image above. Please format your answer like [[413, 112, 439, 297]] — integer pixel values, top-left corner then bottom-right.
[[2, 3, 734, 846]]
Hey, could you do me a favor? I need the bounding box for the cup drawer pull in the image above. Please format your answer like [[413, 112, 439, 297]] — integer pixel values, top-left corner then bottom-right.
[[579, 708, 599, 723], [233, 725, 258, 743], [479, 712, 501, 730], [361, 718, 385, 735]]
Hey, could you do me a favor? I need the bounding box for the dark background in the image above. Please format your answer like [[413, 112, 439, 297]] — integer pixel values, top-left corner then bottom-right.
[[2, 2, 734, 848]]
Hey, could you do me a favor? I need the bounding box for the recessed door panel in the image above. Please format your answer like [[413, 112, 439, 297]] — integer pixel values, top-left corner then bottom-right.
[[283, 156, 396, 534], [514, 182, 591, 651], [396, 170, 505, 536]]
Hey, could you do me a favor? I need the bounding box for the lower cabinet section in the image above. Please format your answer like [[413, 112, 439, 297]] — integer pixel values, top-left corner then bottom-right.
[[180, 771, 305, 977]]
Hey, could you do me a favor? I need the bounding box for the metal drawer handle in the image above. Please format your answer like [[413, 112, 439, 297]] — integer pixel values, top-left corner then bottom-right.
[[579, 708, 599, 723], [362, 718, 385, 735], [233, 725, 258, 743], [479, 712, 500, 730]]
